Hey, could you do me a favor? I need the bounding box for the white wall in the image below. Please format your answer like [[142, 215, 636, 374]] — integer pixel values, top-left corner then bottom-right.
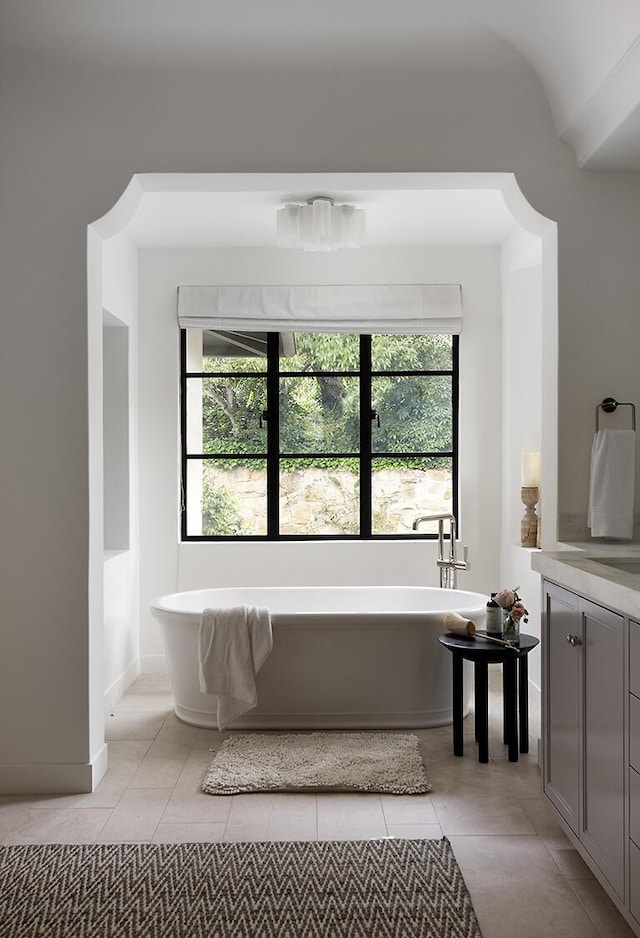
[[138, 245, 504, 663], [2, 47, 640, 791], [499, 230, 546, 690], [92, 234, 140, 736], [102, 316, 130, 552]]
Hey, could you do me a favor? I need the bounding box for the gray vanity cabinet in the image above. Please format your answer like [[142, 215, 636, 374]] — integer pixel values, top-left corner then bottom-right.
[[543, 582, 581, 833], [542, 580, 625, 900], [629, 620, 640, 924]]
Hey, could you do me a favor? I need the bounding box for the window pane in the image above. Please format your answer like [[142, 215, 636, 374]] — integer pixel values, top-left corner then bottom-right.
[[372, 375, 452, 453], [201, 330, 268, 373], [189, 376, 267, 455], [371, 334, 453, 371], [182, 331, 457, 541], [281, 333, 360, 372], [372, 457, 453, 534], [280, 376, 360, 454], [186, 459, 267, 536], [280, 459, 359, 534]]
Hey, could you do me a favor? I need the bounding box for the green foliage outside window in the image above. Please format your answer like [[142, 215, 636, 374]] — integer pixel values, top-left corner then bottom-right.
[[185, 332, 455, 536], [199, 333, 453, 464], [201, 476, 243, 536]]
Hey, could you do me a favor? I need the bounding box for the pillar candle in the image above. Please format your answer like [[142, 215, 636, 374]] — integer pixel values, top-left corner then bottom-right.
[[521, 452, 541, 487]]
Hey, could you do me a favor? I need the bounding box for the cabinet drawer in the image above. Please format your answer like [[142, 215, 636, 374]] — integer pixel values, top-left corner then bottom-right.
[[631, 695, 640, 773], [632, 621, 640, 698]]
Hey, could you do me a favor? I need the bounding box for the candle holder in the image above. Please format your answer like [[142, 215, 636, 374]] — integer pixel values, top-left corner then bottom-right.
[[521, 486, 540, 548]]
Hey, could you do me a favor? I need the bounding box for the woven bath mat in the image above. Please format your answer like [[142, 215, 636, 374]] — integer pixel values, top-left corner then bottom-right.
[[0, 838, 481, 938], [202, 731, 431, 795]]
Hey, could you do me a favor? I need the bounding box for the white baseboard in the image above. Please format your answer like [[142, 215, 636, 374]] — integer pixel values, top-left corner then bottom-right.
[[93, 742, 109, 789], [0, 743, 109, 795], [104, 656, 168, 714], [104, 659, 140, 714], [140, 654, 168, 674]]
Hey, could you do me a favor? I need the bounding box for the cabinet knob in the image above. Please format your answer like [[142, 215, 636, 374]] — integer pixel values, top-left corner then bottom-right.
[[566, 634, 582, 646]]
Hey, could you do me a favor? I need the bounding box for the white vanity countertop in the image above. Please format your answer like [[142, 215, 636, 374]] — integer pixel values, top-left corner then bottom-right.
[[532, 543, 640, 618]]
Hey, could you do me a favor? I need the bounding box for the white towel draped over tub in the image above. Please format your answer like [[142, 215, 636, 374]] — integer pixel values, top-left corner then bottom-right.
[[588, 429, 636, 539], [198, 606, 273, 731]]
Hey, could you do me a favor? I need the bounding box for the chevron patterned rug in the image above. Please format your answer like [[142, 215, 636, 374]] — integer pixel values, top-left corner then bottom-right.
[[0, 838, 482, 938], [202, 731, 431, 795]]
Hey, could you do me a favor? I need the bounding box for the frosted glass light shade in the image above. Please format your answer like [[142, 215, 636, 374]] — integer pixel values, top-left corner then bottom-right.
[[277, 197, 366, 251]]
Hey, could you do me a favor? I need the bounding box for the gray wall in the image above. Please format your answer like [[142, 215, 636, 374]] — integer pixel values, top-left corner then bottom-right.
[[1, 49, 640, 787]]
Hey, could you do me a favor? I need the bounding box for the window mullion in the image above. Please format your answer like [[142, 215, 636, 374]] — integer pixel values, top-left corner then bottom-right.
[[452, 334, 460, 533], [180, 331, 188, 540], [360, 334, 372, 537], [266, 332, 280, 536]]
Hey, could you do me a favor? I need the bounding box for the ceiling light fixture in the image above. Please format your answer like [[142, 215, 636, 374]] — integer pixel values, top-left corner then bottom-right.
[[276, 196, 366, 251]]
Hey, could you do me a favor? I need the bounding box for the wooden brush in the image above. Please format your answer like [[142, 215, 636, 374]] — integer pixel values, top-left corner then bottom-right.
[[443, 611, 476, 635], [443, 611, 518, 650]]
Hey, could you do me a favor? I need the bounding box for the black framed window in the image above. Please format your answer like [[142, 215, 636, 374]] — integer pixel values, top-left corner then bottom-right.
[[181, 330, 458, 539]]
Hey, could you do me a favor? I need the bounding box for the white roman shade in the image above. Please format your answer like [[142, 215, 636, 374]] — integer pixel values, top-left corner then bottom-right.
[[177, 284, 462, 334]]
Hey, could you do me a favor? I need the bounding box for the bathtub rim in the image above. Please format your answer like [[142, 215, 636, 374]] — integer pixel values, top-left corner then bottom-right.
[[150, 585, 488, 628]]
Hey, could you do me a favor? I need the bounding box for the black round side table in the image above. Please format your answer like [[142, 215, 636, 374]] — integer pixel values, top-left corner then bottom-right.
[[438, 631, 539, 763]]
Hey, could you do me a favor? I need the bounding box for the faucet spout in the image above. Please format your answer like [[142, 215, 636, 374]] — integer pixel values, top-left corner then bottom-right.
[[412, 512, 469, 588], [412, 512, 457, 562]]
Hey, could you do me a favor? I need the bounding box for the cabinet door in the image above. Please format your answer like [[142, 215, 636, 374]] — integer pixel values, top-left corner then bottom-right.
[[581, 598, 625, 899], [543, 581, 581, 833]]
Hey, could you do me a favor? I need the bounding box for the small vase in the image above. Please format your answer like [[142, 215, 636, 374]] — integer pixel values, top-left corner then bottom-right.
[[502, 614, 520, 643]]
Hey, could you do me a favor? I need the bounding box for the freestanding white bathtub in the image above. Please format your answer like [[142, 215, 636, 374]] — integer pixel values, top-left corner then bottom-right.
[[149, 586, 487, 730]]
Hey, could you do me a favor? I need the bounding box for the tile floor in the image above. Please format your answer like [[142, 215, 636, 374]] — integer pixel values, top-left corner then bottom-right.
[[0, 671, 635, 937]]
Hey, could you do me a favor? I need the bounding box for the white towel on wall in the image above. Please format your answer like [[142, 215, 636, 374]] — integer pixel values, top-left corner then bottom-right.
[[198, 606, 272, 731], [588, 429, 636, 539]]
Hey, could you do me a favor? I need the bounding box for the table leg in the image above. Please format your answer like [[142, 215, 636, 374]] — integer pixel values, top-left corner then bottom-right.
[[474, 660, 489, 763], [503, 656, 518, 762], [502, 665, 508, 744], [519, 653, 529, 753], [452, 653, 464, 756]]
